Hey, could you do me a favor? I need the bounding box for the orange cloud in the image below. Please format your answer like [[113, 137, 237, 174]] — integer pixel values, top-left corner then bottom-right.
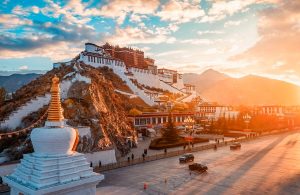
[[232, 0, 300, 81]]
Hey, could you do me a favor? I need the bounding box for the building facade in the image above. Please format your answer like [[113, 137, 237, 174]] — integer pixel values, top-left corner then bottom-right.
[[53, 43, 197, 106], [128, 112, 195, 128], [195, 102, 239, 120]]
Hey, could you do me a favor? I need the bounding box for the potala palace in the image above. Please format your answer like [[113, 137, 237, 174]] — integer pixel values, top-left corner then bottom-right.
[[54, 43, 198, 106]]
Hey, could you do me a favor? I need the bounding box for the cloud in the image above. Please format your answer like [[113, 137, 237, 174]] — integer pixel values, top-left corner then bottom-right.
[[224, 20, 242, 27], [232, 0, 300, 81], [157, 0, 205, 23], [105, 26, 176, 45], [32, 6, 39, 14], [19, 65, 28, 70], [98, 0, 160, 25], [0, 14, 33, 28], [180, 39, 213, 45], [197, 30, 224, 35], [204, 0, 280, 23], [0, 20, 97, 50], [155, 50, 186, 57], [12, 5, 30, 16]]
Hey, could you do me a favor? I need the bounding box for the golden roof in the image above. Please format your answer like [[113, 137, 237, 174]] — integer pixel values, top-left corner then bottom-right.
[[47, 75, 64, 122]]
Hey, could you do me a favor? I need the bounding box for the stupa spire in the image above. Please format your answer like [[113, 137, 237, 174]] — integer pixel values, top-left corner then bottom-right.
[[47, 75, 64, 122]]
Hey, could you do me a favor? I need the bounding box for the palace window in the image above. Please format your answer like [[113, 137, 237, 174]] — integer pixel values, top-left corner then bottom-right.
[[163, 117, 167, 123], [135, 119, 139, 125], [152, 118, 156, 124]]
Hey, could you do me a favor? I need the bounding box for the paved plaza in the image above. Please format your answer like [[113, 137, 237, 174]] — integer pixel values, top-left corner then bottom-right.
[[97, 130, 300, 194]]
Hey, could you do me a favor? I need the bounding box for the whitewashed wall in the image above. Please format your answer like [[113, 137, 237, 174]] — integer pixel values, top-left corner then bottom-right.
[[85, 149, 117, 166]]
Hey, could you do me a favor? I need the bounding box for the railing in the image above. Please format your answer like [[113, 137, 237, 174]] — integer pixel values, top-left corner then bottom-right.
[[94, 128, 294, 173], [94, 140, 236, 172], [0, 109, 48, 139]]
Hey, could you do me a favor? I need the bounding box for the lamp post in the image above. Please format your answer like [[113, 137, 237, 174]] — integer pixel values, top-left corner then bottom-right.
[[207, 113, 214, 132], [277, 113, 285, 130], [184, 116, 195, 150], [243, 113, 252, 131]]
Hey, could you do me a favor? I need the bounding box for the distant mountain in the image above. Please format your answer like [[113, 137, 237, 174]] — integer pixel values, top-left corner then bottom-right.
[[0, 70, 47, 76], [183, 69, 229, 93], [0, 73, 41, 92], [201, 75, 300, 106]]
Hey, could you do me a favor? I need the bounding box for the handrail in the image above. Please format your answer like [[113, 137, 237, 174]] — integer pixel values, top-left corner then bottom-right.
[[0, 109, 48, 138]]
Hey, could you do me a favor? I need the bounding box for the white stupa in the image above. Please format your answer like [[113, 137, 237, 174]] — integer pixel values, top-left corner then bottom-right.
[[4, 75, 104, 195]]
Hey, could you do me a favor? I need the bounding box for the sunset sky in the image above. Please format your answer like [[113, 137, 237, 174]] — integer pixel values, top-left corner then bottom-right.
[[0, 0, 299, 85]]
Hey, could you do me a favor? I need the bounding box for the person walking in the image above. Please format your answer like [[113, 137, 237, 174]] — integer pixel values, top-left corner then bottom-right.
[[131, 153, 134, 160]]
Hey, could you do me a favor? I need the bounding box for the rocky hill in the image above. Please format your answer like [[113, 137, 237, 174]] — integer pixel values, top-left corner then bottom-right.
[[0, 62, 137, 162], [0, 73, 41, 92]]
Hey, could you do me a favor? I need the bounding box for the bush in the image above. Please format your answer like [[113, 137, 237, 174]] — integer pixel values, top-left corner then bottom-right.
[[149, 136, 209, 150], [223, 132, 246, 138]]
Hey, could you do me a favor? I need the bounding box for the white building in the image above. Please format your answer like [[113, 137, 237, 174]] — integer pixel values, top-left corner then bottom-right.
[[53, 43, 197, 106], [3, 76, 103, 195], [196, 102, 239, 120]]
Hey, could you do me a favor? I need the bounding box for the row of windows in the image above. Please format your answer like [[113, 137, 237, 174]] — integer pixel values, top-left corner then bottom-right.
[[134, 116, 191, 125], [199, 107, 217, 112], [87, 55, 123, 66]]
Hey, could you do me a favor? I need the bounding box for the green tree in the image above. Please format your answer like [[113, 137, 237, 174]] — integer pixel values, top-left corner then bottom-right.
[[161, 112, 180, 142], [0, 87, 6, 104]]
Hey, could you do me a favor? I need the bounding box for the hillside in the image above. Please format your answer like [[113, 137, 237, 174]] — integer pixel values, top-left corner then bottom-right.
[[0, 62, 137, 162], [0, 73, 41, 92], [201, 75, 300, 105], [183, 69, 229, 93]]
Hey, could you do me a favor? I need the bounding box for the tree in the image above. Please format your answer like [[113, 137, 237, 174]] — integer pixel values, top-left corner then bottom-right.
[[160, 112, 180, 142], [0, 87, 6, 104]]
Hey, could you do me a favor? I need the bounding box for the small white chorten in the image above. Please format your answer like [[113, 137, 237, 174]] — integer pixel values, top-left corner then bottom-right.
[[4, 75, 104, 195]]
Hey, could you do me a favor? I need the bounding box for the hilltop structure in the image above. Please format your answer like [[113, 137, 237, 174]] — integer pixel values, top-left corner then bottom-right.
[[3, 76, 103, 195], [53, 43, 198, 106]]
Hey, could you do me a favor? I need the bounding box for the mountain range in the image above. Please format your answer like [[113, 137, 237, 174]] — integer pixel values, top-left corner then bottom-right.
[[0, 73, 41, 93], [1, 68, 299, 105], [183, 69, 300, 106]]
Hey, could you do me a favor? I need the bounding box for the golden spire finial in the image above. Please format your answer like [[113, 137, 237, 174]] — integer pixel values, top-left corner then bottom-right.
[[47, 75, 64, 122]]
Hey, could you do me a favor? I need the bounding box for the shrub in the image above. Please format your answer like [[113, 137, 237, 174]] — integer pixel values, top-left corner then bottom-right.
[[223, 132, 246, 138], [149, 136, 209, 150]]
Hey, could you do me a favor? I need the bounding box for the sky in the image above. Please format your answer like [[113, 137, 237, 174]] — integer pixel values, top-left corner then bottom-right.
[[0, 0, 299, 85]]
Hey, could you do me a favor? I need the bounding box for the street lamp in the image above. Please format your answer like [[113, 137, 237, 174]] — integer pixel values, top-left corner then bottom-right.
[[184, 116, 195, 133], [184, 116, 195, 150], [277, 113, 285, 130], [207, 113, 214, 132], [243, 113, 252, 131]]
